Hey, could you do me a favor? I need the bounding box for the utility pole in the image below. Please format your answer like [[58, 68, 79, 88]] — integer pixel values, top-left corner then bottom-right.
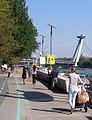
[[39, 34, 45, 57], [48, 24, 56, 55]]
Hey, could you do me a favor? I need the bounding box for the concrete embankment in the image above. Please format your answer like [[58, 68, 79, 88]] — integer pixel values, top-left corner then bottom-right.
[[37, 70, 69, 93]]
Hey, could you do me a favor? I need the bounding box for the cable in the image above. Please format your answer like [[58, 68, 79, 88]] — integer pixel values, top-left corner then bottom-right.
[[44, 40, 77, 51], [84, 42, 92, 55]]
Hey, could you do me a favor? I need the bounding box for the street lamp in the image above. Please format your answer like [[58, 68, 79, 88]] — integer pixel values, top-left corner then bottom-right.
[[39, 34, 46, 57], [48, 24, 56, 55]]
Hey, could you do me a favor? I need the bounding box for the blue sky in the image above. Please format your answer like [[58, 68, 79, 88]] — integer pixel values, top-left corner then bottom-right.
[[25, 0, 92, 58]]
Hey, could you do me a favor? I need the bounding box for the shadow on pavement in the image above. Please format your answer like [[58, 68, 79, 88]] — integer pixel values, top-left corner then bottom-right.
[[52, 108, 71, 115], [86, 116, 92, 120], [0, 90, 54, 102], [24, 91, 54, 102], [31, 107, 71, 115], [31, 87, 48, 91]]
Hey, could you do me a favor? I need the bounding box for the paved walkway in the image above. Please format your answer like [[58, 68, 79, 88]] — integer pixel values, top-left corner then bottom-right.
[[0, 68, 92, 120]]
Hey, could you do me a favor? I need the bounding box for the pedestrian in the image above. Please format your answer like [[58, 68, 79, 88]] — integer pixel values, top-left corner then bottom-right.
[[68, 66, 83, 114], [32, 65, 37, 84], [51, 67, 59, 90], [1, 65, 5, 72], [27, 66, 32, 78], [7, 66, 11, 78], [47, 66, 52, 89], [22, 66, 27, 85]]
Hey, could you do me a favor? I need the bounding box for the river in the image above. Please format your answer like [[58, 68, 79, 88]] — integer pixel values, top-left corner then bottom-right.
[[59, 68, 92, 76]]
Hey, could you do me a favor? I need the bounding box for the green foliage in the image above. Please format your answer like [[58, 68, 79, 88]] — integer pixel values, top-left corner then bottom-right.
[[12, 0, 38, 59], [78, 56, 92, 68], [0, 0, 39, 64], [0, 0, 19, 64]]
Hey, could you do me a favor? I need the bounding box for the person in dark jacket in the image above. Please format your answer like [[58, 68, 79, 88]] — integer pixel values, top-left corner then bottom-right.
[[51, 67, 59, 89], [22, 66, 27, 85], [48, 66, 53, 89], [27, 66, 32, 78], [32, 65, 37, 84]]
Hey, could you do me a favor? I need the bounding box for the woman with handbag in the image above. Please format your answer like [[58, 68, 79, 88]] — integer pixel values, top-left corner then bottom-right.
[[68, 67, 84, 114]]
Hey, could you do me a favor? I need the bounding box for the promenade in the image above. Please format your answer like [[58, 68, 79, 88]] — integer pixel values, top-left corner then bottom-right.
[[0, 68, 92, 120]]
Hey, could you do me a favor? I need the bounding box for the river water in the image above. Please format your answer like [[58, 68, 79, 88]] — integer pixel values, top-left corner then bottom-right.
[[58, 68, 92, 86], [59, 68, 92, 76]]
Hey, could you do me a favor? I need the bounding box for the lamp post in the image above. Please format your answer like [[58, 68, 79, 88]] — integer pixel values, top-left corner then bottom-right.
[[48, 24, 56, 55], [39, 34, 45, 57]]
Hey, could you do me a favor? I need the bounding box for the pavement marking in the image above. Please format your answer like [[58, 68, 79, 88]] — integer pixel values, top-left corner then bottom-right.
[[15, 78, 21, 120]]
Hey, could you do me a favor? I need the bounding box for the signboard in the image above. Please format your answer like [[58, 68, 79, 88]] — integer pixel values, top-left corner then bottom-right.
[[46, 54, 55, 64], [33, 59, 37, 66], [40, 57, 46, 64]]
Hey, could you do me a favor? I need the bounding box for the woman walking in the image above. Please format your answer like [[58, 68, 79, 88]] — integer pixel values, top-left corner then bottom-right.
[[68, 67, 83, 114], [32, 65, 37, 84], [7, 66, 11, 78], [22, 66, 27, 85], [48, 66, 52, 89]]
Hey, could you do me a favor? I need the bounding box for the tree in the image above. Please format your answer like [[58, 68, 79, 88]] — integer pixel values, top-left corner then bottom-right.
[[78, 56, 92, 68], [0, 0, 39, 64], [0, 0, 19, 64], [12, 0, 38, 59]]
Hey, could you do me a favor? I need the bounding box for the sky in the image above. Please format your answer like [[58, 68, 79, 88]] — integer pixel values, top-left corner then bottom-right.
[[25, 0, 92, 58]]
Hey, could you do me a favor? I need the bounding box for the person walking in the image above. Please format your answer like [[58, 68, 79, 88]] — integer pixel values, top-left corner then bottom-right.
[[51, 67, 59, 90], [22, 66, 27, 85], [32, 65, 37, 84], [27, 66, 32, 78], [47, 66, 52, 89], [7, 66, 11, 78], [68, 66, 83, 114]]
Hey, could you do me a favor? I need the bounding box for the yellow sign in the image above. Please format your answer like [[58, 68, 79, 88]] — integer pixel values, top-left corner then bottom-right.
[[46, 55, 55, 64], [32, 59, 37, 66], [32, 63, 37, 66]]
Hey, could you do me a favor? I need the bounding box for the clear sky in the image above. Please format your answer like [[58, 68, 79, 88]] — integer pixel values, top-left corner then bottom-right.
[[25, 0, 92, 58]]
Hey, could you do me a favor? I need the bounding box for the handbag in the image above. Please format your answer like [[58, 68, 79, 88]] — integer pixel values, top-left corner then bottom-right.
[[77, 91, 89, 104]]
